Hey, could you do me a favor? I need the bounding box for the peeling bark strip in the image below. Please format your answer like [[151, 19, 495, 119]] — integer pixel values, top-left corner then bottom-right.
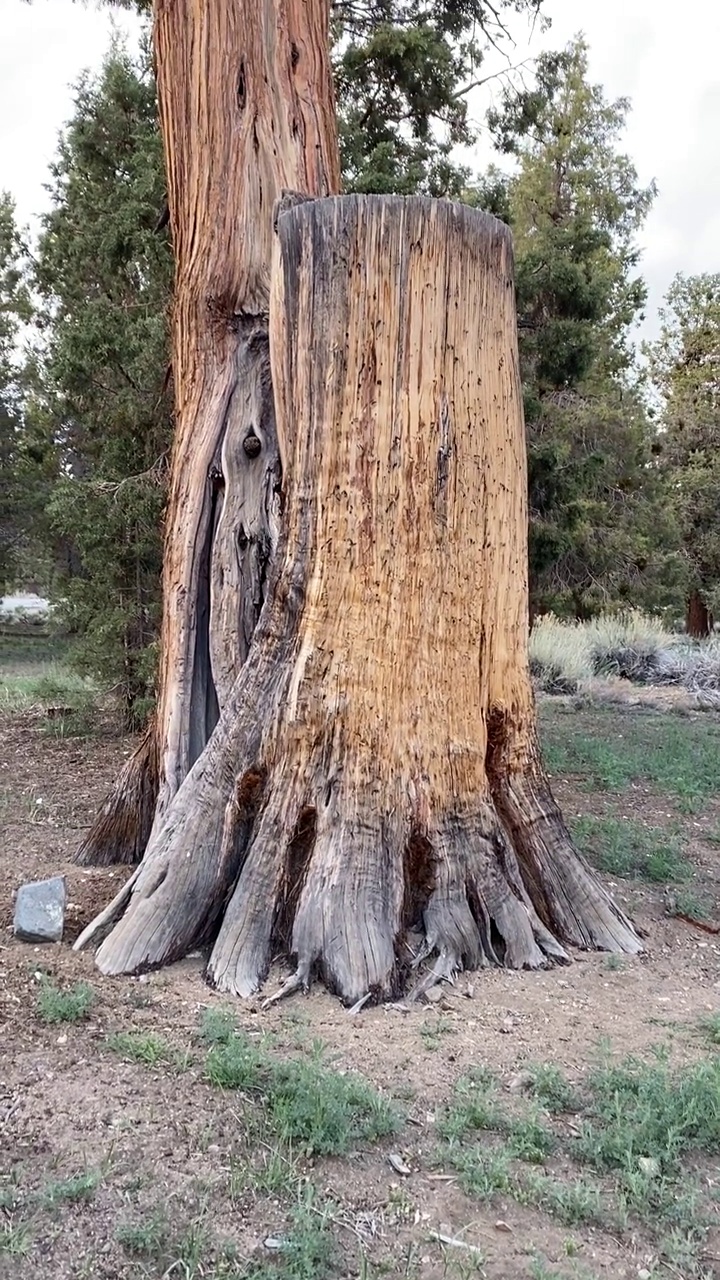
[[76, 0, 340, 864], [79, 196, 640, 1002]]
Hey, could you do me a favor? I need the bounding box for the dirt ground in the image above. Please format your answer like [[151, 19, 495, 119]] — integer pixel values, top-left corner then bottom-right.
[[2, 704, 720, 1280]]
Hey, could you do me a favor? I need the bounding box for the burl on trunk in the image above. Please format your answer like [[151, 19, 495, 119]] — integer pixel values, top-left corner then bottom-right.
[[76, 194, 640, 1004]]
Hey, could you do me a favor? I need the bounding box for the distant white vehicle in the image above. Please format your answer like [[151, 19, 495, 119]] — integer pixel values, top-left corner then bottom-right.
[[0, 594, 51, 617]]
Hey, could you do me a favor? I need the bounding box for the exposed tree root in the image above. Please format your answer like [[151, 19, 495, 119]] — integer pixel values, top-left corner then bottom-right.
[[75, 727, 159, 866]]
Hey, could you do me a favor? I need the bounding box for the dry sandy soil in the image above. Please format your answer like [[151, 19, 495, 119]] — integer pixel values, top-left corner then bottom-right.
[[2, 700, 720, 1280]]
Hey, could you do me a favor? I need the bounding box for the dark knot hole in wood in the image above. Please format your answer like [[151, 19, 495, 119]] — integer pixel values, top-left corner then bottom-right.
[[237, 61, 246, 111], [243, 432, 262, 458]]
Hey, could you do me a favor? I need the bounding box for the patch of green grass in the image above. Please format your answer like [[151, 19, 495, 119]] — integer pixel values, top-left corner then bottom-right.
[[36, 980, 94, 1024], [243, 1186, 336, 1280], [519, 1171, 607, 1227], [172, 1215, 213, 1278], [541, 706, 720, 806], [205, 1028, 400, 1156], [419, 1015, 455, 1050], [199, 1005, 238, 1045], [525, 1064, 580, 1113], [116, 1211, 169, 1257], [0, 663, 96, 711], [571, 815, 692, 884], [439, 1050, 720, 1274], [577, 1053, 720, 1179], [506, 1111, 556, 1164], [43, 1169, 101, 1206], [699, 1013, 720, 1046], [665, 885, 716, 924], [443, 1146, 513, 1199], [116, 1207, 215, 1278], [229, 1144, 300, 1200], [107, 1030, 179, 1067], [0, 1219, 32, 1257], [438, 1071, 554, 1162], [436, 1070, 502, 1142]]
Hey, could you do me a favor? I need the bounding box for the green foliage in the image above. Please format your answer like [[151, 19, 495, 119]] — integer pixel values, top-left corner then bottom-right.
[[243, 1186, 336, 1280], [439, 1050, 720, 1271], [479, 38, 681, 618], [36, 980, 94, 1024], [0, 194, 43, 590], [43, 1169, 101, 1206], [107, 1030, 178, 1066], [570, 816, 692, 884], [0, 1220, 33, 1257], [699, 1013, 720, 1047], [541, 704, 720, 806], [116, 1211, 169, 1256], [30, 40, 172, 726], [524, 1064, 580, 1114], [578, 1054, 720, 1178], [334, 0, 545, 196], [205, 1026, 401, 1156], [647, 273, 720, 622]]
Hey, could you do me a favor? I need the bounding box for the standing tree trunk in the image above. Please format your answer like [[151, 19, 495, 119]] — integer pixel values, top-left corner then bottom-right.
[[686, 589, 714, 638], [76, 0, 340, 865], [76, 195, 640, 1003]]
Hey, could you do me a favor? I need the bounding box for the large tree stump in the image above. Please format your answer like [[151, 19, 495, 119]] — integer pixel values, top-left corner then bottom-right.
[[76, 195, 640, 1003]]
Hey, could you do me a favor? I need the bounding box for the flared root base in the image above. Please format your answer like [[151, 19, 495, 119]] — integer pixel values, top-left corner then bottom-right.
[[76, 737, 641, 1008]]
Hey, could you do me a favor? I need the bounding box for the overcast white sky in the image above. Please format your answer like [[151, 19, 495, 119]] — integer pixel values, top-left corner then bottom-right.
[[1, 0, 718, 340]]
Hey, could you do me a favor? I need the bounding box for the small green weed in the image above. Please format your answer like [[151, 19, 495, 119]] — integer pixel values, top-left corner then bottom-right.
[[699, 1013, 720, 1046], [243, 1186, 335, 1280], [107, 1030, 177, 1066], [419, 1015, 454, 1050], [0, 1219, 32, 1257], [229, 1144, 300, 1199], [199, 1005, 237, 1045], [205, 1026, 400, 1156], [444, 1146, 513, 1199], [520, 1171, 606, 1227], [525, 1064, 580, 1113], [36, 980, 94, 1024], [577, 1054, 720, 1179], [43, 1169, 100, 1206], [439, 1048, 720, 1273], [506, 1111, 556, 1163], [116, 1211, 169, 1257], [436, 1070, 502, 1142], [665, 886, 716, 924]]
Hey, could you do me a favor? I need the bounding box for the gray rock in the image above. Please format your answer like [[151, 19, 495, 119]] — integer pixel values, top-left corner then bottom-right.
[[13, 876, 66, 943]]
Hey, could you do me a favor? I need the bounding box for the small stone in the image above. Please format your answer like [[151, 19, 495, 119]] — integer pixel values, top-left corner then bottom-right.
[[637, 1157, 659, 1178], [264, 1238, 287, 1251], [13, 876, 66, 943], [388, 1152, 411, 1176], [57, 1034, 67, 1046], [424, 986, 444, 1004], [637, 1270, 652, 1280], [465, 984, 475, 999], [494, 1219, 512, 1233]]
